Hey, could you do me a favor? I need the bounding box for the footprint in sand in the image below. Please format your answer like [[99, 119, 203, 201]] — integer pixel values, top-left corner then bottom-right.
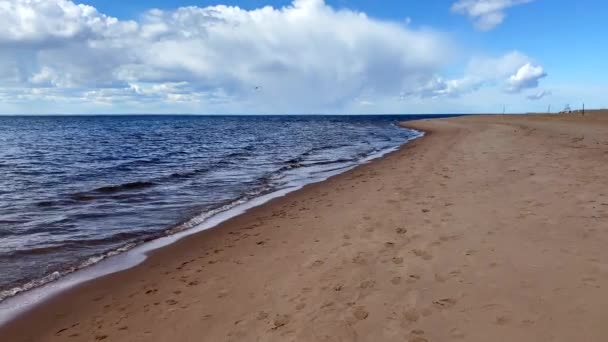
[[353, 253, 367, 265], [412, 249, 433, 260], [408, 274, 421, 283], [145, 288, 158, 295], [321, 301, 335, 310], [522, 319, 536, 326], [311, 260, 325, 267], [257, 311, 269, 320], [403, 309, 420, 323], [434, 273, 448, 283], [433, 298, 457, 309], [353, 306, 369, 320], [360, 280, 376, 289], [392, 257, 404, 264], [420, 308, 433, 317], [272, 315, 290, 330], [450, 328, 466, 339], [396, 228, 408, 234], [496, 316, 510, 325]]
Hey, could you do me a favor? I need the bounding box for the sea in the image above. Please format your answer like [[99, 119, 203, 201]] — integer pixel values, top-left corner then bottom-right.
[[0, 114, 450, 303]]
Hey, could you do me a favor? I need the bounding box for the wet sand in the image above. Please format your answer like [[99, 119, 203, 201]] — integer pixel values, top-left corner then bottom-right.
[[2, 112, 608, 341]]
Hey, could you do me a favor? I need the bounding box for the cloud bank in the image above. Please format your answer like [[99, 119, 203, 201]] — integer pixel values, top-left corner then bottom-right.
[[0, 0, 546, 114], [452, 0, 534, 31], [0, 0, 456, 113], [403, 51, 546, 98]]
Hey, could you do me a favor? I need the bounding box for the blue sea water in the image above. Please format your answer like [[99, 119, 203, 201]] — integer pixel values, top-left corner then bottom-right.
[[0, 115, 444, 301]]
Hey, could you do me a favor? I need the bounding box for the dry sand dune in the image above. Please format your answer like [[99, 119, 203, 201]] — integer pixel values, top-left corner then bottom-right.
[[2, 112, 608, 341]]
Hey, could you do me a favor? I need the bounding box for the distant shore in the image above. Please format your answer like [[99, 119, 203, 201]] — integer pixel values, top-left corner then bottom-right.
[[3, 111, 608, 342]]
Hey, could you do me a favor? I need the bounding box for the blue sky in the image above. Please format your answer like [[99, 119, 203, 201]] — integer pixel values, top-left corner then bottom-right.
[[0, 0, 605, 114]]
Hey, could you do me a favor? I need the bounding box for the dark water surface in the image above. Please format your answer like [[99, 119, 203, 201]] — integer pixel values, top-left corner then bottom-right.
[[0, 115, 448, 300]]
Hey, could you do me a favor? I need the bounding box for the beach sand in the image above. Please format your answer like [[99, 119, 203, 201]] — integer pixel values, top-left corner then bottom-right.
[[2, 112, 608, 341]]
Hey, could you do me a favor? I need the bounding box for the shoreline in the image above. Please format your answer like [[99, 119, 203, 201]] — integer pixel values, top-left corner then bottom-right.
[[0, 126, 425, 328], [3, 112, 608, 341]]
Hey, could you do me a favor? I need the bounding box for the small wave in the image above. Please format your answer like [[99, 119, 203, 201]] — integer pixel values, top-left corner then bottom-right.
[[53, 170, 206, 206], [301, 144, 349, 157], [299, 158, 356, 167], [0, 242, 138, 302], [225, 151, 254, 158], [63, 180, 157, 202], [0, 195, 265, 302], [166, 167, 210, 180], [94, 181, 156, 194], [69, 193, 97, 201], [4, 231, 154, 259], [276, 157, 356, 174], [35, 200, 56, 207], [104, 157, 163, 172], [4, 245, 67, 257], [283, 158, 303, 169]]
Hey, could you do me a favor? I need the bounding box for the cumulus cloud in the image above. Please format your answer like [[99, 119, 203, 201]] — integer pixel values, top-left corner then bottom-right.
[[452, 0, 534, 31], [506, 63, 547, 92], [403, 51, 546, 98], [0, 0, 137, 45], [401, 76, 482, 98], [527, 90, 551, 100], [0, 0, 458, 113]]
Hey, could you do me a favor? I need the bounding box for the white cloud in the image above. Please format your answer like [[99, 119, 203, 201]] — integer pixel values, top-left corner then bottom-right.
[[452, 0, 534, 31], [506, 63, 547, 92], [0, 0, 137, 44], [401, 75, 482, 98], [402, 51, 546, 98], [0, 0, 552, 114], [527, 90, 551, 100], [0, 0, 458, 113]]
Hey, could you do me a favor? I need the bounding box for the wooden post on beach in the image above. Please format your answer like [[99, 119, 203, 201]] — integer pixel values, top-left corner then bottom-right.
[[582, 103, 585, 116]]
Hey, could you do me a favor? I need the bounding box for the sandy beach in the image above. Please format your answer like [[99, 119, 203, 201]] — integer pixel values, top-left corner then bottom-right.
[[2, 112, 608, 342]]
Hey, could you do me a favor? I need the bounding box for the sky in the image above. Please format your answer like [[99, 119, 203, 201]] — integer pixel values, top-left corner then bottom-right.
[[0, 0, 606, 114]]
